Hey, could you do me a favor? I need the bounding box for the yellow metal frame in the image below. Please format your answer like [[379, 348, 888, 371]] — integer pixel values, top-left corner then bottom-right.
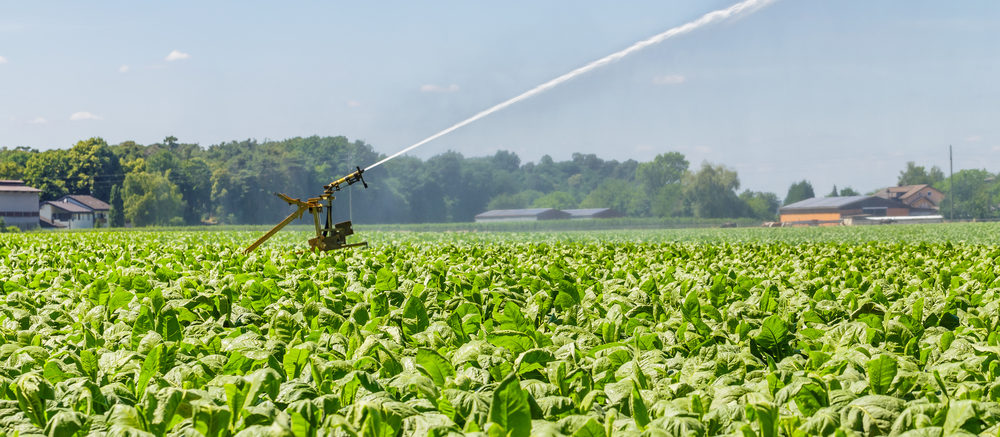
[[243, 167, 368, 254]]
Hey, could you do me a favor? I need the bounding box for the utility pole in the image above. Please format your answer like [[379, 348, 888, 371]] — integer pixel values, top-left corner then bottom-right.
[[949, 145, 954, 221]]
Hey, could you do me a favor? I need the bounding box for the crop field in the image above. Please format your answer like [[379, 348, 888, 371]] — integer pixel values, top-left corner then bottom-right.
[[1, 224, 1000, 436]]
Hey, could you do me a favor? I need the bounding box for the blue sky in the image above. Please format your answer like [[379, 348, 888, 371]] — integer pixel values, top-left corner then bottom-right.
[[1, 1, 997, 195]]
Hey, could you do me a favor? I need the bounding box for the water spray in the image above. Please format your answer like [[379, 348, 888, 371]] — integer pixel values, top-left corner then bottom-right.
[[365, 0, 777, 171], [245, 0, 777, 253]]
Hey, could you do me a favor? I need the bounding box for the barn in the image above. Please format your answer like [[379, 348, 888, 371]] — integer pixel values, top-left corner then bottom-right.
[[474, 208, 570, 222], [562, 208, 624, 219], [779, 196, 910, 226], [873, 184, 944, 214], [0, 180, 41, 230]]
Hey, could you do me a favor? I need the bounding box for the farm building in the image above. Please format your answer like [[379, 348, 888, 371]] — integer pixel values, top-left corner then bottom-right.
[[474, 208, 570, 222], [779, 195, 910, 226], [40, 200, 95, 229], [873, 184, 944, 213], [563, 208, 624, 219], [57, 194, 111, 227], [0, 180, 41, 230]]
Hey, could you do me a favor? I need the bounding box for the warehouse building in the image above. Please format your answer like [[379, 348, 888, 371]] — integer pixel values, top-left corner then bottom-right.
[[779, 196, 910, 226], [474, 208, 570, 222], [562, 208, 624, 219], [0, 180, 41, 230]]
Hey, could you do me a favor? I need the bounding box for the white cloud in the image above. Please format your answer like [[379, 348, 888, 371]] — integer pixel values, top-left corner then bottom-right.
[[165, 50, 190, 61], [0, 56, 7, 64], [70, 111, 102, 121], [119, 65, 130, 73], [27, 117, 47, 124], [652, 74, 686, 85], [346, 100, 361, 107], [966, 135, 983, 142], [420, 83, 460, 93]]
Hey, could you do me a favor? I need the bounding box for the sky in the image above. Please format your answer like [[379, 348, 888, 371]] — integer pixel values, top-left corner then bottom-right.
[[1, 1, 998, 195]]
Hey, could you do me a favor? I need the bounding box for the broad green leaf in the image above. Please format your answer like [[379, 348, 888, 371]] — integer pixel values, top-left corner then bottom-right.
[[375, 267, 398, 291], [866, 355, 898, 395], [630, 385, 650, 430], [136, 344, 162, 398], [754, 314, 789, 352], [488, 374, 532, 437], [14, 372, 54, 428], [131, 305, 155, 349], [416, 348, 456, 387]]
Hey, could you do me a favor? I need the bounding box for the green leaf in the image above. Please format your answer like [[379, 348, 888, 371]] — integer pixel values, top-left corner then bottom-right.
[[80, 349, 98, 381], [569, 417, 605, 437], [225, 383, 248, 429], [108, 288, 134, 314], [488, 374, 532, 437], [375, 267, 398, 291], [866, 355, 898, 395], [160, 308, 182, 342], [44, 410, 87, 437], [754, 314, 789, 352], [416, 348, 455, 387], [402, 295, 430, 336], [630, 385, 650, 430], [136, 344, 162, 398], [43, 360, 72, 384], [14, 373, 54, 428], [282, 348, 310, 379], [131, 305, 155, 349]]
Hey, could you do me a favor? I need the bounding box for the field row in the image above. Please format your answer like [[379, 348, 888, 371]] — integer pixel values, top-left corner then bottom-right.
[[0, 228, 997, 435]]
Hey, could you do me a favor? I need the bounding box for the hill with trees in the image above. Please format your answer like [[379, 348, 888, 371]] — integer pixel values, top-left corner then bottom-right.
[[3, 136, 994, 226]]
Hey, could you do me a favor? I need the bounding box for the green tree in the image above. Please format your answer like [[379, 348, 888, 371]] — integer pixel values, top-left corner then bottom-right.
[[67, 137, 122, 200], [934, 169, 998, 219], [23, 150, 71, 200], [683, 163, 743, 218], [109, 184, 126, 227], [532, 191, 577, 210], [487, 190, 543, 210], [839, 187, 861, 196], [898, 161, 945, 186], [122, 172, 185, 226], [580, 179, 648, 216], [740, 190, 780, 220], [828, 185, 839, 197], [784, 180, 815, 205], [636, 152, 688, 217], [169, 159, 212, 224]]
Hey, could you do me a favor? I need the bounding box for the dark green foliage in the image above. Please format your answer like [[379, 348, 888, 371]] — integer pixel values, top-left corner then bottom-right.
[[784, 179, 815, 205], [109, 184, 125, 227], [1, 222, 1000, 434]]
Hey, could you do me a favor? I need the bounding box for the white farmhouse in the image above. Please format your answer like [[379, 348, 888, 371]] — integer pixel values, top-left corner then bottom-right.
[[0, 180, 41, 230], [40, 200, 94, 229]]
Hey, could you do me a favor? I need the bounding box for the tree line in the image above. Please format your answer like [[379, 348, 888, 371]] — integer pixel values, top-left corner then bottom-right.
[[1, 136, 993, 226]]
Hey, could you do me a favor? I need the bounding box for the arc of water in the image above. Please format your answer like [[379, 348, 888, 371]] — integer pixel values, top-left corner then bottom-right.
[[365, 0, 776, 172]]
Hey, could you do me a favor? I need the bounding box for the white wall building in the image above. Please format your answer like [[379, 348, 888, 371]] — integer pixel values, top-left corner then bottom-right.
[[58, 195, 110, 227], [40, 200, 94, 229], [0, 180, 41, 230]]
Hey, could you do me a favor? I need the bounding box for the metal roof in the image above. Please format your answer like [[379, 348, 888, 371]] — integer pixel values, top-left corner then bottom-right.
[[59, 194, 110, 211], [562, 208, 622, 217], [780, 195, 909, 213], [41, 200, 92, 213], [0, 180, 41, 193], [474, 208, 565, 219]]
